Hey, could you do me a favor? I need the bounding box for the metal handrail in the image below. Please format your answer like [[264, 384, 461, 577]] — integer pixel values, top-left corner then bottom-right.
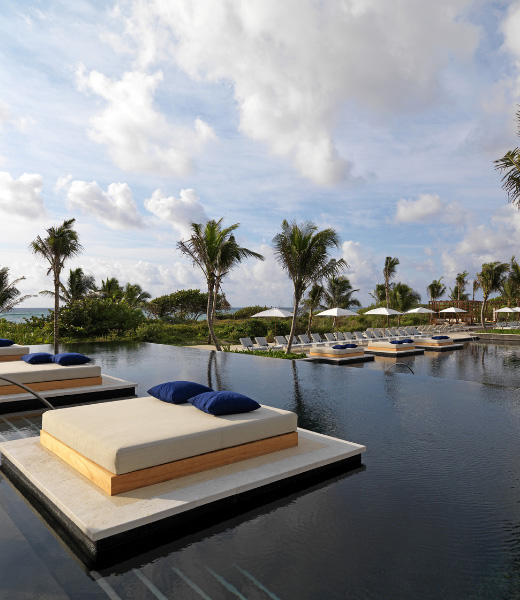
[[384, 363, 415, 375], [0, 375, 55, 410]]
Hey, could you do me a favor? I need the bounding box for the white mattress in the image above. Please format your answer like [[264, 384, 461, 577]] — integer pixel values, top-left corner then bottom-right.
[[367, 341, 415, 349], [0, 345, 30, 356], [42, 397, 298, 475], [0, 361, 101, 386], [310, 346, 362, 355]]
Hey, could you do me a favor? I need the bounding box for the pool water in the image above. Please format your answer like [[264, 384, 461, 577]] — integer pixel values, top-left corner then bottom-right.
[[2, 341, 520, 599]]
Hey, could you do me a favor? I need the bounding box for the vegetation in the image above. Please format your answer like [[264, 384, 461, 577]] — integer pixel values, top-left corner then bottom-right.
[[495, 106, 520, 207], [303, 283, 325, 336], [41, 267, 96, 303], [427, 277, 446, 302], [477, 261, 509, 329], [147, 289, 228, 321], [0, 267, 32, 312], [389, 283, 421, 325], [383, 256, 399, 313], [272, 220, 347, 353], [29, 218, 83, 353], [230, 305, 267, 319], [177, 219, 264, 351]]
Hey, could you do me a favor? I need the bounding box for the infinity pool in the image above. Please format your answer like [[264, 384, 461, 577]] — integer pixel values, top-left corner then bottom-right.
[[2, 341, 520, 599]]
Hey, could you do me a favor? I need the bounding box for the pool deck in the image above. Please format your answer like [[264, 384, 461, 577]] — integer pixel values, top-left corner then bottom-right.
[[0, 429, 365, 567]]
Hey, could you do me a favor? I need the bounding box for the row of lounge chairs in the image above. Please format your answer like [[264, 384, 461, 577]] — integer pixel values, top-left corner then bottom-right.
[[239, 323, 469, 352]]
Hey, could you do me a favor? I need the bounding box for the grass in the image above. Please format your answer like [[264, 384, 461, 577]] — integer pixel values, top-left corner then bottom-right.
[[475, 329, 520, 334]]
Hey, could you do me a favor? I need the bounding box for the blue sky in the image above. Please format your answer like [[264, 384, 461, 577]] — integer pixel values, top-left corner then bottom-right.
[[1, 0, 520, 307]]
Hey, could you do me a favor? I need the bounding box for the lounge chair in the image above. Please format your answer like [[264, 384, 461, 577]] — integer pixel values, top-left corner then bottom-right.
[[404, 327, 426, 338], [342, 332, 357, 342], [239, 337, 268, 351], [285, 335, 304, 350], [354, 331, 368, 342], [275, 336, 289, 348], [373, 329, 392, 341], [255, 337, 283, 351], [298, 334, 314, 346], [363, 330, 379, 341], [384, 328, 399, 339], [311, 333, 327, 346], [324, 333, 338, 345]]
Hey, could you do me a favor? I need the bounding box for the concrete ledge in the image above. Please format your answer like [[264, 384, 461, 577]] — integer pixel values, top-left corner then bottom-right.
[[364, 348, 424, 357], [0, 429, 365, 568], [0, 375, 137, 415], [417, 343, 464, 352], [476, 332, 520, 342]]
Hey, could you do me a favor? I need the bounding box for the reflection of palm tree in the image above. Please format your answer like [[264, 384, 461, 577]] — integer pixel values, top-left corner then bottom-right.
[[206, 351, 222, 390], [0, 267, 33, 312], [30, 218, 82, 353]]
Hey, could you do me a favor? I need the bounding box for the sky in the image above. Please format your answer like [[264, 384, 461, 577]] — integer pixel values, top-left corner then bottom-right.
[[1, 0, 520, 308]]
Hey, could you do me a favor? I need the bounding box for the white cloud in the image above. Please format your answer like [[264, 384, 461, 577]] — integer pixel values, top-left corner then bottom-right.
[[0, 171, 46, 219], [341, 240, 379, 294], [118, 0, 479, 185], [76, 66, 216, 177], [144, 188, 208, 239], [65, 180, 145, 230], [394, 193, 465, 225]]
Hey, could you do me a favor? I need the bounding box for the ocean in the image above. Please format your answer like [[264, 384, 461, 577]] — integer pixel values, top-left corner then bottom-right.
[[0, 308, 51, 323]]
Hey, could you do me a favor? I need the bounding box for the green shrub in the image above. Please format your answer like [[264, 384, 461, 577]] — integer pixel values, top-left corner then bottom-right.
[[231, 305, 268, 319]]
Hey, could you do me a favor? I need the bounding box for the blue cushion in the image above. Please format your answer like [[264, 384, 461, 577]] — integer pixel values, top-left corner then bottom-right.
[[332, 344, 347, 349], [390, 340, 404, 344], [189, 390, 261, 416], [0, 338, 14, 347], [147, 381, 213, 404], [344, 343, 358, 348], [401, 339, 414, 344], [51, 352, 91, 366], [21, 352, 53, 365], [432, 335, 450, 340]]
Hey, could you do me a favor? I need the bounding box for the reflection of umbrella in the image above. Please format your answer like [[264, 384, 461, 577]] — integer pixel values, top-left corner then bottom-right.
[[405, 307, 436, 325], [251, 307, 293, 337], [495, 306, 517, 325], [315, 307, 357, 338]]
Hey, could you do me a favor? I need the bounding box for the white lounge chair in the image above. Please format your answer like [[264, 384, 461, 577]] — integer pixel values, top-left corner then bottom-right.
[[285, 335, 304, 350], [342, 332, 357, 342], [311, 333, 327, 346], [255, 337, 283, 351], [239, 337, 268, 351], [275, 336, 288, 348]]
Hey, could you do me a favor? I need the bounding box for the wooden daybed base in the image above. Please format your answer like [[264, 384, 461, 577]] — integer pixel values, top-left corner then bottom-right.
[[40, 430, 299, 495], [0, 376, 103, 396]]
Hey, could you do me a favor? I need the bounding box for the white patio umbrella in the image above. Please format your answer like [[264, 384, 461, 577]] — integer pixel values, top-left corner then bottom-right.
[[405, 307, 436, 325], [315, 307, 358, 339], [439, 306, 467, 324], [364, 306, 402, 327], [251, 307, 293, 337], [495, 306, 517, 325]]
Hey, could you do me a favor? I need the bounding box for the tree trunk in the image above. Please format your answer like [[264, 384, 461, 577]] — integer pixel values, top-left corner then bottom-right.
[[206, 283, 221, 351], [385, 280, 390, 326], [481, 295, 487, 330], [53, 272, 60, 354], [306, 308, 313, 337], [286, 296, 300, 354]]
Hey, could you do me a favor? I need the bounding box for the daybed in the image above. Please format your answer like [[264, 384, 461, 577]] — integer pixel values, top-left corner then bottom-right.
[[0, 361, 101, 396], [366, 340, 415, 352], [415, 336, 454, 348], [0, 344, 30, 362], [40, 397, 298, 495], [309, 345, 365, 358]]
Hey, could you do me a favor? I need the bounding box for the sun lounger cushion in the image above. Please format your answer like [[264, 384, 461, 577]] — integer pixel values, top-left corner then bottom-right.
[[51, 352, 90, 366], [0, 362, 101, 387], [189, 390, 260, 416], [0, 339, 14, 347], [147, 380, 213, 404], [0, 344, 30, 356], [21, 352, 53, 365], [42, 398, 297, 474]]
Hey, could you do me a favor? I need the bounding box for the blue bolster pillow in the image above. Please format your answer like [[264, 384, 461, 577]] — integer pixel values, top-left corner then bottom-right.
[[401, 339, 414, 343], [148, 381, 213, 404], [51, 352, 91, 366], [189, 390, 260, 415], [21, 352, 53, 364], [390, 340, 404, 344], [332, 344, 347, 349], [0, 338, 14, 347], [432, 335, 450, 340]]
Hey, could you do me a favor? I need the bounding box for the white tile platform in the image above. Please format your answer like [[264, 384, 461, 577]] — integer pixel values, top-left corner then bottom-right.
[[0, 375, 137, 414], [0, 429, 365, 565]]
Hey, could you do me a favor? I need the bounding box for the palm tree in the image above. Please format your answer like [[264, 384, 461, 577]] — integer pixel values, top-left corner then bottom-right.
[[494, 106, 520, 206], [302, 282, 325, 337], [41, 267, 96, 304], [390, 283, 421, 326], [383, 256, 399, 325], [272, 220, 346, 353], [30, 218, 82, 353], [369, 283, 386, 305], [322, 275, 360, 329], [448, 285, 469, 302], [477, 261, 509, 329], [427, 277, 446, 303], [178, 219, 264, 350], [455, 271, 469, 303], [97, 277, 123, 300], [0, 267, 33, 313], [472, 277, 480, 302], [122, 283, 151, 309], [500, 278, 519, 308], [509, 256, 520, 288]]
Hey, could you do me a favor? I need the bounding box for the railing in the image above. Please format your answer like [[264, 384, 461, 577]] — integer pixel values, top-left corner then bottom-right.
[[0, 375, 55, 410]]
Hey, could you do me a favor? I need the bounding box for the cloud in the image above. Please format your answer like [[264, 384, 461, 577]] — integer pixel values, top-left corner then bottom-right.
[[144, 188, 208, 239], [0, 171, 46, 219], [118, 0, 479, 185], [394, 193, 465, 225], [76, 66, 216, 177], [341, 240, 379, 293], [65, 180, 145, 229]]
